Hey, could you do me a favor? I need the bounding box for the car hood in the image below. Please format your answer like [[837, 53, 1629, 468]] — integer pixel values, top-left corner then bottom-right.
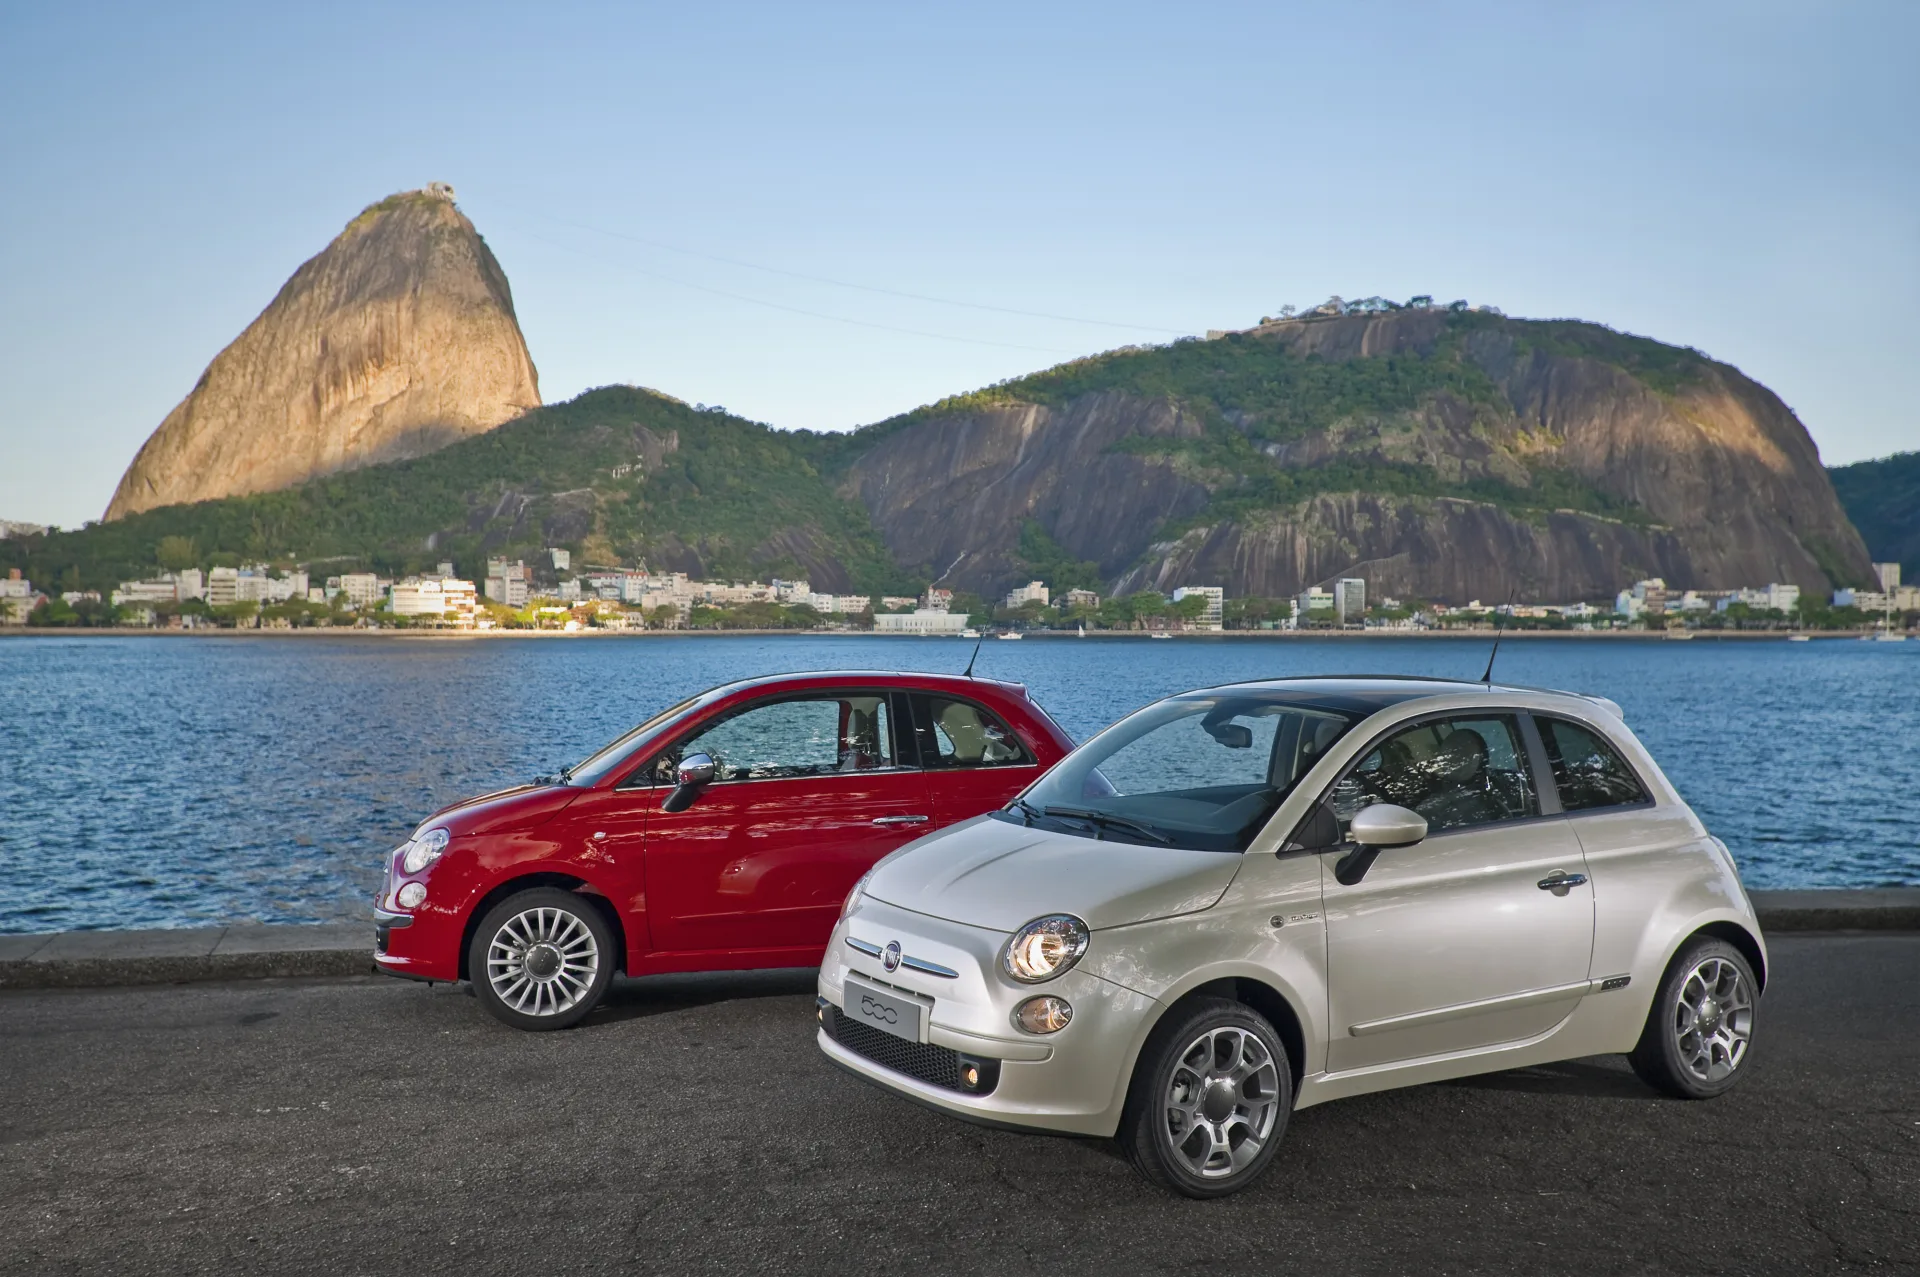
[[862, 814, 1243, 933], [424, 783, 579, 838]]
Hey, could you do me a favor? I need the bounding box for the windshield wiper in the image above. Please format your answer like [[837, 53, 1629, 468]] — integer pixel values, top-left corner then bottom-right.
[[1007, 797, 1043, 826], [1039, 805, 1172, 845]]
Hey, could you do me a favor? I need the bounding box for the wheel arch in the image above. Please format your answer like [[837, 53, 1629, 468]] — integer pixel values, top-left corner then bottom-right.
[[457, 873, 628, 981], [1128, 971, 1311, 1095], [1691, 920, 1767, 993]]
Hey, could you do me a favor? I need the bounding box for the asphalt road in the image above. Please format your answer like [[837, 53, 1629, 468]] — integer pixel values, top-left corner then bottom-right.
[[1, 936, 1915, 1277]]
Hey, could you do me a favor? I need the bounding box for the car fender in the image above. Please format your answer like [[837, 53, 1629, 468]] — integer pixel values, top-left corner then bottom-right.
[[1091, 955, 1326, 1124]]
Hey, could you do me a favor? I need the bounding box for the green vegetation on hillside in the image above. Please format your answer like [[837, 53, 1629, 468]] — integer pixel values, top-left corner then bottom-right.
[[1830, 452, 1920, 579], [0, 389, 915, 595]]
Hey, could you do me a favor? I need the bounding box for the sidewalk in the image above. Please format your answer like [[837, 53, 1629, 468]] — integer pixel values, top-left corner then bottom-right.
[[2, 891, 1916, 991]]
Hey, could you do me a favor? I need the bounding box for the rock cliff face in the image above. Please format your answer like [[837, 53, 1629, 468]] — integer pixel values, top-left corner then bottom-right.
[[104, 187, 539, 520], [841, 311, 1873, 602]]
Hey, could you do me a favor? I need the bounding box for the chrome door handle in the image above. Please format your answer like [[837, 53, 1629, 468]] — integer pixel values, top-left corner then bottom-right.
[[871, 814, 930, 826], [1537, 871, 1588, 896]]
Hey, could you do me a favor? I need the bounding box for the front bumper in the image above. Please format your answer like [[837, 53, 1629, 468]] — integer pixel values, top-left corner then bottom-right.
[[817, 896, 1158, 1138]]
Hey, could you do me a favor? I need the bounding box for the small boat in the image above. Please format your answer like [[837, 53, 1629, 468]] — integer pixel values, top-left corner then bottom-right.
[[997, 631, 1022, 640], [1787, 634, 1811, 642], [1149, 632, 1173, 640], [1077, 624, 1086, 638], [1664, 630, 1694, 640], [959, 627, 980, 639], [1875, 631, 1908, 642]]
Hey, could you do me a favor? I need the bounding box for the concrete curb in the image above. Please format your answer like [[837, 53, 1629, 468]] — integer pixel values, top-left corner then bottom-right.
[[0, 924, 369, 990], [2, 891, 1916, 991], [1751, 889, 1920, 933]]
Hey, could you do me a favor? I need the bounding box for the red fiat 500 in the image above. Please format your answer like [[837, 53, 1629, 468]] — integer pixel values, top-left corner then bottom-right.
[[374, 671, 1074, 1029]]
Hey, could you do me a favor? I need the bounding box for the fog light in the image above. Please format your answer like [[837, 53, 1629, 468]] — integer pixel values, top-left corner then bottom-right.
[[397, 882, 427, 909], [963, 1064, 980, 1087], [1013, 995, 1073, 1034]]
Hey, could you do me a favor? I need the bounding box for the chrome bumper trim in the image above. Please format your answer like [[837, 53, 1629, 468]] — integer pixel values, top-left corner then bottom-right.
[[373, 907, 415, 929]]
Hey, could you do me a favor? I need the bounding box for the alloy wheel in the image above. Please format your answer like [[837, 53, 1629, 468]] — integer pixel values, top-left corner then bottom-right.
[[1161, 1026, 1282, 1179], [1670, 955, 1753, 1084], [485, 906, 601, 1017]]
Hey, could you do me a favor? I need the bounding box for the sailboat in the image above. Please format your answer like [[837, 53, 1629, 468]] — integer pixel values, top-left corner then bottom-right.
[[1873, 590, 1907, 641], [1077, 623, 1086, 638]]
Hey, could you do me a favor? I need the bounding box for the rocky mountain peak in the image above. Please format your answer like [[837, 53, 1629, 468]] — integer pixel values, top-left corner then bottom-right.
[[103, 186, 540, 520]]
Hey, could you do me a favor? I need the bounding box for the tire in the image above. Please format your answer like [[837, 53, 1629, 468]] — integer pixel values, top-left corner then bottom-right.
[[468, 888, 616, 1031], [1117, 997, 1292, 1199], [1628, 935, 1758, 1099]]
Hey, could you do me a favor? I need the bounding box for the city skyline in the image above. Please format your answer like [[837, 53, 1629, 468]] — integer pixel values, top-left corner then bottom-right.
[[2, 2, 1917, 527]]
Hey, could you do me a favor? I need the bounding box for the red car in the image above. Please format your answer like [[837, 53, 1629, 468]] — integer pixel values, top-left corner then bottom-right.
[[373, 671, 1073, 1029]]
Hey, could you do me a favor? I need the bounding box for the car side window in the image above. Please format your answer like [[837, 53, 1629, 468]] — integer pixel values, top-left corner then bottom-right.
[[661, 694, 900, 782], [1331, 715, 1540, 836], [1538, 717, 1649, 811], [909, 695, 1029, 769]]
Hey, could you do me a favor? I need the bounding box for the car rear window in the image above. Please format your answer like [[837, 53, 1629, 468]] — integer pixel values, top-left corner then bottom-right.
[[1537, 717, 1650, 811]]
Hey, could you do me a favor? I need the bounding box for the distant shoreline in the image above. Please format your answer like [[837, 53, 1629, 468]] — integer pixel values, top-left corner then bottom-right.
[[0, 626, 1899, 642]]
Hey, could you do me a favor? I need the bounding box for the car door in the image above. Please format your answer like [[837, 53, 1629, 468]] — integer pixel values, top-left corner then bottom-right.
[[1319, 712, 1595, 1073], [641, 690, 932, 957], [905, 692, 1044, 826]]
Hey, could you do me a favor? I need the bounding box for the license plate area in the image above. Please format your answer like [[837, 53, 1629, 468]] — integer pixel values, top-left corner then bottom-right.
[[843, 975, 927, 1043]]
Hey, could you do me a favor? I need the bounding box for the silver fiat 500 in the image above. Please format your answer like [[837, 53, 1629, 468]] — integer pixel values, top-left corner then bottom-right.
[[816, 677, 1765, 1198]]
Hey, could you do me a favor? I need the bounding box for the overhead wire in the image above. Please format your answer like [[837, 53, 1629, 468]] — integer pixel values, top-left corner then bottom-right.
[[490, 199, 1189, 338], [507, 223, 1089, 356]]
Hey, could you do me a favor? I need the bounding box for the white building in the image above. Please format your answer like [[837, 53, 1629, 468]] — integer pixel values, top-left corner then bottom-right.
[[549, 548, 571, 573], [485, 559, 532, 608], [1874, 562, 1902, 592], [111, 569, 212, 607], [388, 577, 478, 623], [1, 569, 38, 623], [1715, 584, 1801, 614], [1003, 581, 1050, 609], [1172, 586, 1224, 630], [1335, 579, 1366, 625], [1614, 590, 1645, 619], [874, 609, 970, 635], [1296, 585, 1335, 623], [330, 573, 385, 609]]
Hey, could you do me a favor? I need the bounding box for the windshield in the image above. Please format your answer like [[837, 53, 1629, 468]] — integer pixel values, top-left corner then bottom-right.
[[563, 692, 713, 787], [1006, 693, 1360, 852]]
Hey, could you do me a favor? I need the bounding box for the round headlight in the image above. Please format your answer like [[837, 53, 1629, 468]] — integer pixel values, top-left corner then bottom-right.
[[402, 827, 450, 874], [1013, 995, 1073, 1034], [1002, 914, 1089, 983], [396, 882, 427, 909]]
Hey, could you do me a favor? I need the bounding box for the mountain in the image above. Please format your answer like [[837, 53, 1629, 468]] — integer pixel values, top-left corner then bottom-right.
[[13, 306, 1875, 605], [103, 186, 539, 521], [837, 309, 1873, 601], [1829, 452, 1920, 580]]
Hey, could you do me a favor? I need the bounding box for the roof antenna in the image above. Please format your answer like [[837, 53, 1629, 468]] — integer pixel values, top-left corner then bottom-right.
[[1481, 584, 1517, 685], [962, 638, 982, 679]]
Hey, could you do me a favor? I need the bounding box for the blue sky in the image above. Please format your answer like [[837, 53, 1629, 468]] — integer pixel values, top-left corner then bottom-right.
[[1, 1, 1914, 527]]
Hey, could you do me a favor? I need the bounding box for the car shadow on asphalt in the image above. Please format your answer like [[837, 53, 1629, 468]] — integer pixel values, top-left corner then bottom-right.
[[582, 967, 819, 1025], [1441, 1056, 1661, 1100]]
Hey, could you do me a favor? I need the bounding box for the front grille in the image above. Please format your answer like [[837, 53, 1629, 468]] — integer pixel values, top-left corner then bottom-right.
[[827, 1006, 1003, 1094]]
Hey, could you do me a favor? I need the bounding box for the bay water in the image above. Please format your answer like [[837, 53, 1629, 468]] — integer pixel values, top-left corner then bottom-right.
[[2, 633, 1914, 933]]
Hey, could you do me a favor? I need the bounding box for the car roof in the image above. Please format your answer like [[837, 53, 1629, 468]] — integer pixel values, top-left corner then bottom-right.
[[702, 670, 1031, 698], [1181, 675, 1625, 720]]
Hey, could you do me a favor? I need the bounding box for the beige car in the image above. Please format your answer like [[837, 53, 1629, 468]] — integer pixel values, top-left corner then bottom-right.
[[816, 677, 1766, 1198]]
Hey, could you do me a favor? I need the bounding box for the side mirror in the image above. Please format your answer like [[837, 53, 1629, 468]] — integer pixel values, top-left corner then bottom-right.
[[1349, 803, 1428, 849], [1333, 803, 1427, 886], [661, 752, 716, 813]]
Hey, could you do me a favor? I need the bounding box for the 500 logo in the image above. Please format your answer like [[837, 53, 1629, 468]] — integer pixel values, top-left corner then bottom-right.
[[858, 995, 900, 1025]]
